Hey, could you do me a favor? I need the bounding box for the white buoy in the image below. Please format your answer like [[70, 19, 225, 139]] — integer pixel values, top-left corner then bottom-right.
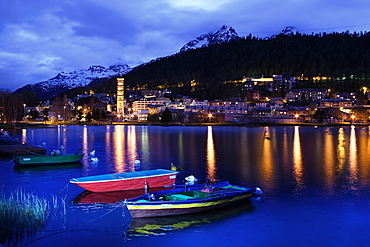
[[253, 187, 263, 195], [90, 157, 99, 162], [184, 175, 198, 185], [90, 150, 96, 157]]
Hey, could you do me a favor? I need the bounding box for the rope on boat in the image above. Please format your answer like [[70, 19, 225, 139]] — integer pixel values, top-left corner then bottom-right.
[[42, 203, 123, 233], [58, 182, 69, 194], [46, 183, 124, 231], [18, 148, 46, 156], [0, 158, 15, 168]]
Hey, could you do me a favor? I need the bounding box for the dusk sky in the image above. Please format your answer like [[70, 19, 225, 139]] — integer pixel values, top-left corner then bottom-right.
[[1, 0, 370, 91]]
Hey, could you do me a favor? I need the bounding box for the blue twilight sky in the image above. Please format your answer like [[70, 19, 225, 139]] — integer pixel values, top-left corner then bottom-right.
[[1, 0, 370, 91]]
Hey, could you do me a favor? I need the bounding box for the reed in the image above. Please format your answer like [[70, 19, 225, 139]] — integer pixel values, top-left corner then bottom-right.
[[0, 189, 51, 246]]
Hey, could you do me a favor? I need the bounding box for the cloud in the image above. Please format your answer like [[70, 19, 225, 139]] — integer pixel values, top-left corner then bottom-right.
[[1, 0, 370, 91]]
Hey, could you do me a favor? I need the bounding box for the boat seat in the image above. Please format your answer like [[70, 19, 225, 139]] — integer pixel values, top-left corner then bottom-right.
[[169, 194, 193, 201], [205, 188, 245, 197]]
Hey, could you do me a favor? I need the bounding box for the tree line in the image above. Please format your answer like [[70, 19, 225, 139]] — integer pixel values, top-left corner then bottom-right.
[[4, 31, 370, 122], [118, 31, 370, 100]]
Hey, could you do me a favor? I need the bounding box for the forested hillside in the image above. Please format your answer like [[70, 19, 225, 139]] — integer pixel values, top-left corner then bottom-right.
[[100, 32, 370, 100]]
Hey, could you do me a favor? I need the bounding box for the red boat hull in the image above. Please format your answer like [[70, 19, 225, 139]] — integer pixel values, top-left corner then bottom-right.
[[73, 187, 173, 204], [72, 173, 177, 192]]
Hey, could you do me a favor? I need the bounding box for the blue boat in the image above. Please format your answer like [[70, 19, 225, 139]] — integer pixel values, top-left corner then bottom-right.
[[123, 181, 262, 218]]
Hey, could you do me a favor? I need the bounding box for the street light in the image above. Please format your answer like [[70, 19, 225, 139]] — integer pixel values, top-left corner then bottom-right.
[[208, 114, 212, 123], [23, 104, 26, 120], [63, 106, 66, 122]]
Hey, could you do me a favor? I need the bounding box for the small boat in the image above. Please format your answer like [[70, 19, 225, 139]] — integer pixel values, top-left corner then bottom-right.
[[70, 169, 179, 192], [0, 143, 47, 156], [0, 136, 19, 145], [72, 187, 174, 205], [123, 181, 262, 218], [0, 130, 19, 145], [13, 152, 84, 167]]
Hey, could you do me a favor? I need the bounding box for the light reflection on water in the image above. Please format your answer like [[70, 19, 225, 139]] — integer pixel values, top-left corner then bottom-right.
[[292, 126, 303, 195], [13, 125, 370, 195], [113, 125, 125, 173], [3, 125, 370, 246], [206, 126, 216, 181], [349, 125, 359, 190], [261, 127, 274, 188]]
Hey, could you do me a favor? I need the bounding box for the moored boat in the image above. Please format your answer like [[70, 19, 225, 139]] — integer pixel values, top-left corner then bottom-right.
[[72, 187, 174, 204], [0, 130, 19, 145], [0, 143, 47, 156], [123, 181, 262, 218], [69, 169, 179, 192], [0, 136, 19, 145], [13, 153, 84, 167]]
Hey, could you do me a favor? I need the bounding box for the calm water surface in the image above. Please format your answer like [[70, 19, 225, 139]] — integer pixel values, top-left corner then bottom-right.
[[1, 125, 370, 247]]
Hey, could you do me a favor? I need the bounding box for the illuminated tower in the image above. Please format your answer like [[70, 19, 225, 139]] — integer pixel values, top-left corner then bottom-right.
[[116, 78, 124, 115]]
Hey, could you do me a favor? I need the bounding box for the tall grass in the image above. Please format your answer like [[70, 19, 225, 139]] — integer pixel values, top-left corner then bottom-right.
[[0, 189, 51, 246]]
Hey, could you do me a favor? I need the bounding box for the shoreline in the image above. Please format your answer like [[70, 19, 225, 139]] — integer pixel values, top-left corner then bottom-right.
[[1, 121, 367, 129]]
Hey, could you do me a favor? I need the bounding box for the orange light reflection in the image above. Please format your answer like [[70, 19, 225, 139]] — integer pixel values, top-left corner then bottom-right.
[[82, 126, 90, 174], [323, 128, 334, 193], [292, 126, 304, 194], [127, 126, 138, 171], [261, 127, 274, 186], [348, 126, 358, 186], [206, 126, 217, 181], [21, 129, 27, 144], [113, 125, 125, 173], [337, 128, 346, 171]]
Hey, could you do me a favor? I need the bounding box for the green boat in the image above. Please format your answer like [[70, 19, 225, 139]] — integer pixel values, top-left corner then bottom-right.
[[13, 152, 84, 167]]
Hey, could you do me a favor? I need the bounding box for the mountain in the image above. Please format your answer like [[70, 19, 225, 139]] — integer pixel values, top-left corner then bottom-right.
[[14, 64, 131, 100], [179, 25, 240, 53], [13, 26, 239, 100], [124, 31, 370, 100]]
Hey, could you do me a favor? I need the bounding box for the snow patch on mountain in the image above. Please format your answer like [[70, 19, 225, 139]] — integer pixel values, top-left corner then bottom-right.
[[180, 25, 240, 53], [14, 64, 131, 100]]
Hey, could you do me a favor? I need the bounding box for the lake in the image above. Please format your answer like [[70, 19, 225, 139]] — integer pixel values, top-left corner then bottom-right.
[[1, 125, 370, 246]]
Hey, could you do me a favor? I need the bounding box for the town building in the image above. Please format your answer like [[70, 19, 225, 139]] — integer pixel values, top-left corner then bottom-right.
[[286, 88, 327, 102], [320, 99, 353, 107], [271, 73, 296, 92], [132, 98, 171, 114], [116, 78, 124, 115]]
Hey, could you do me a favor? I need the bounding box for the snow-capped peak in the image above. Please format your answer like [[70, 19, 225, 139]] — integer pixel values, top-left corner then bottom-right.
[[180, 25, 240, 53], [14, 64, 131, 100]]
